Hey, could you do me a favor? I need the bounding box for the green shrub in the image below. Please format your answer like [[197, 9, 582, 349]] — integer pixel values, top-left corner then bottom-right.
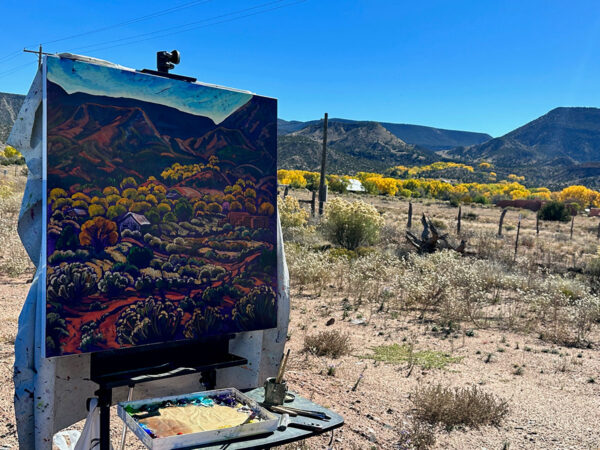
[[48, 249, 89, 264], [538, 201, 571, 222], [322, 197, 384, 250], [473, 195, 489, 205], [134, 274, 155, 293], [327, 175, 349, 194], [79, 320, 106, 352], [46, 312, 69, 354], [47, 263, 98, 304], [116, 297, 183, 346], [183, 307, 225, 338], [232, 286, 277, 330], [112, 262, 140, 277], [56, 224, 80, 250], [127, 246, 154, 268], [98, 270, 129, 296], [202, 284, 243, 305]]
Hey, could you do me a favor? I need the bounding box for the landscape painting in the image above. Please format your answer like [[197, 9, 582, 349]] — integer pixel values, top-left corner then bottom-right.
[[44, 56, 278, 357]]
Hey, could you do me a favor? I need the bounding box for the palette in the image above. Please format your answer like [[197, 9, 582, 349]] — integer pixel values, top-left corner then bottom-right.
[[117, 388, 278, 449]]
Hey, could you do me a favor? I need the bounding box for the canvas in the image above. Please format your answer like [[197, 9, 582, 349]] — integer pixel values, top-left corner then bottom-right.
[[44, 56, 278, 357]]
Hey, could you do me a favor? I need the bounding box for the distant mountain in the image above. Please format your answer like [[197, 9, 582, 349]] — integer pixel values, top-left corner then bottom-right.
[[0, 92, 25, 146], [278, 118, 491, 150], [447, 107, 600, 187], [378, 122, 491, 150], [279, 121, 440, 172]]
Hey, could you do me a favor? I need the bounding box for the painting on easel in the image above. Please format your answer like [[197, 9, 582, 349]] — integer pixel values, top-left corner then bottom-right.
[[44, 56, 278, 357]]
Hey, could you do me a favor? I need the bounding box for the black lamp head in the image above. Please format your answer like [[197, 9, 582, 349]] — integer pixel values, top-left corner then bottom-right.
[[157, 50, 180, 73]]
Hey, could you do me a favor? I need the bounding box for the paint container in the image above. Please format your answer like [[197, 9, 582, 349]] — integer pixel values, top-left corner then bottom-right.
[[263, 377, 287, 406]]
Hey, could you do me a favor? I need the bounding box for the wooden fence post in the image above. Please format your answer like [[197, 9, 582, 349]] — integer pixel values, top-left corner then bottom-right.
[[407, 202, 413, 229], [514, 214, 521, 260], [570, 215, 575, 240], [457, 205, 462, 235], [597, 220, 600, 240], [498, 209, 507, 237], [536, 213, 540, 235], [311, 190, 316, 217]]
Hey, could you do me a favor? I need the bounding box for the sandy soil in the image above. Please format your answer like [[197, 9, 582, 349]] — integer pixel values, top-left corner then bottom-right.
[[0, 273, 599, 449]]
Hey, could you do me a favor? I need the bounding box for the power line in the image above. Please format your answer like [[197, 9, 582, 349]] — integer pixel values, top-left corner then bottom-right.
[[0, 0, 213, 62], [0, 0, 306, 81], [67, 0, 306, 55], [0, 61, 37, 80], [0, 50, 24, 64], [31, 0, 214, 47]]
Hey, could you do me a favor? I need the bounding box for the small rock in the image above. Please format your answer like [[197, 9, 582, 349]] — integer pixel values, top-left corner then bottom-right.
[[366, 427, 377, 442], [351, 319, 366, 326], [326, 318, 335, 326]]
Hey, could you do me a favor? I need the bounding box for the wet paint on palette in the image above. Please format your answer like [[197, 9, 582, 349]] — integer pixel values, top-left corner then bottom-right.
[[125, 392, 261, 439]]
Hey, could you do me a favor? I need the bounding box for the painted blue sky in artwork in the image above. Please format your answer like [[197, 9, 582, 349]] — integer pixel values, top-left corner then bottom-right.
[[46, 56, 252, 124]]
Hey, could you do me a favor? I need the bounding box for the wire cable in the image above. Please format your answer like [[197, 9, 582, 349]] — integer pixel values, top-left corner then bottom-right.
[[32, 0, 214, 47], [67, 0, 306, 54], [1, 0, 213, 61], [0, 61, 37, 80]]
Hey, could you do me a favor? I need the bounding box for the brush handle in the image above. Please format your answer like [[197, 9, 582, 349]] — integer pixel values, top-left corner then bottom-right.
[[275, 349, 290, 384]]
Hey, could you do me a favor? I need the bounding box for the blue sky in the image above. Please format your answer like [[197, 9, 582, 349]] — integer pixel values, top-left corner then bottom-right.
[[2, 0, 600, 136]]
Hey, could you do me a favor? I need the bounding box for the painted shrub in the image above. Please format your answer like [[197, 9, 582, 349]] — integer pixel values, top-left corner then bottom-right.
[[44, 56, 278, 357]]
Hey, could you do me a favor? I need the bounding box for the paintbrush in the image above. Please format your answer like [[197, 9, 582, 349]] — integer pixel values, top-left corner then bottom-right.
[[275, 349, 290, 384]]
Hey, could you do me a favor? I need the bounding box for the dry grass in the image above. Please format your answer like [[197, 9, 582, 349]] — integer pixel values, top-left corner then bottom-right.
[[303, 330, 352, 358], [0, 174, 32, 277], [411, 384, 509, 431]]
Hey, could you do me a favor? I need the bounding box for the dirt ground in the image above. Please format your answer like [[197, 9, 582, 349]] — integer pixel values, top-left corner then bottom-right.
[[0, 274, 599, 449]]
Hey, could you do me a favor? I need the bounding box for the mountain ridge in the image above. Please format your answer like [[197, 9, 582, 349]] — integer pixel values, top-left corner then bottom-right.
[[447, 106, 600, 187], [278, 117, 492, 150], [279, 120, 441, 172]]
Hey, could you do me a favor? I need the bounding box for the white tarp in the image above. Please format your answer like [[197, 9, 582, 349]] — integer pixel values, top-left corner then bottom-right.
[[9, 57, 290, 449]]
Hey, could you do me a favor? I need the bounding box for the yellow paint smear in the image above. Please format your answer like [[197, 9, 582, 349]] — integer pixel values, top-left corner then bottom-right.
[[141, 404, 250, 438]]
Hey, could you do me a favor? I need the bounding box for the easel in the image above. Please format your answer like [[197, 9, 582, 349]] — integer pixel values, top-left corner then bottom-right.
[[90, 336, 247, 450]]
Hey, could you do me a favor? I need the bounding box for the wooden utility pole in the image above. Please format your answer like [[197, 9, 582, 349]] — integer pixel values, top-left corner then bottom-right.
[[457, 205, 462, 235], [407, 202, 413, 229], [23, 45, 51, 67], [498, 209, 507, 237], [514, 214, 522, 260], [318, 113, 328, 215]]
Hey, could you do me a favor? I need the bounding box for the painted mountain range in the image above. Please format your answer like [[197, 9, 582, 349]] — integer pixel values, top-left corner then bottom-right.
[[47, 81, 276, 190]]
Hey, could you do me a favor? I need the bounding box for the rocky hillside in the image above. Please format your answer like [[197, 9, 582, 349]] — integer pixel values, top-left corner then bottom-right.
[[279, 121, 440, 172], [448, 107, 600, 187], [0, 93, 24, 146], [278, 118, 491, 150]]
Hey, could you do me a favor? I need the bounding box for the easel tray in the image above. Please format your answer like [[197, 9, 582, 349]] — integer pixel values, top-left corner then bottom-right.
[[117, 388, 278, 449]]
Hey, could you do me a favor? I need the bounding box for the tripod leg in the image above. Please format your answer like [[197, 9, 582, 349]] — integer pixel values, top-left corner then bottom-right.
[[119, 385, 134, 450]]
